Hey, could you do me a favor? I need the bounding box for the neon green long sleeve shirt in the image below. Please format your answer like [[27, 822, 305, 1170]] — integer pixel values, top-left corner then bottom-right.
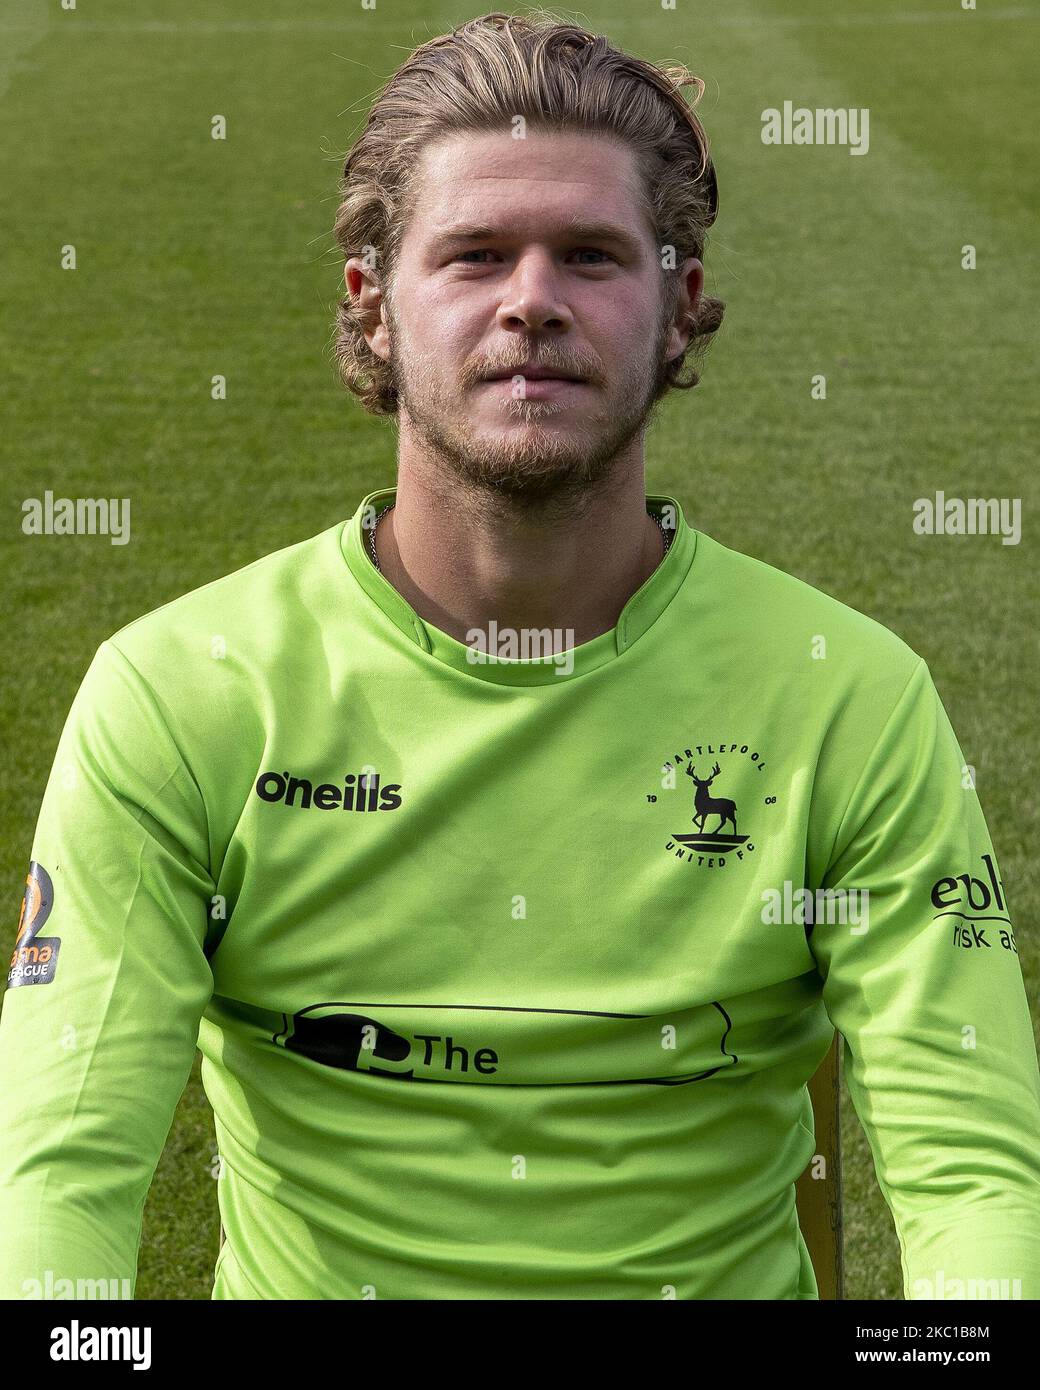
[[2, 486, 1038, 1300]]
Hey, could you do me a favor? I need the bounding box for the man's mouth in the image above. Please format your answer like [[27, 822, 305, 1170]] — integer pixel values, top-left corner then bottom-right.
[[482, 366, 587, 384]]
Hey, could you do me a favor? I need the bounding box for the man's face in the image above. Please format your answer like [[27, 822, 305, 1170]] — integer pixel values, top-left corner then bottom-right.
[[360, 129, 701, 508]]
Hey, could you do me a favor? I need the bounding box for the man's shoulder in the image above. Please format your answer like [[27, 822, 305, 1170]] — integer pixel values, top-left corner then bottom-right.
[[80, 521, 356, 806], [104, 519, 349, 677], [691, 528, 923, 680]]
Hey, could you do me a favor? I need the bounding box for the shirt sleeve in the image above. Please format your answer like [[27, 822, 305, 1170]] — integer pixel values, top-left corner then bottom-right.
[[0, 639, 215, 1300], [811, 655, 1040, 1299]]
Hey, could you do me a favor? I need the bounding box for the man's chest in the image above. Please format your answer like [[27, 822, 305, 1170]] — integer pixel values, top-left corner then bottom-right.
[[205, 675, 827, 1088]]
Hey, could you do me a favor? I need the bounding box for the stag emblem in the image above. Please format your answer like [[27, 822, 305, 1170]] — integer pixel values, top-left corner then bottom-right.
[[685, 762, 738, 836]]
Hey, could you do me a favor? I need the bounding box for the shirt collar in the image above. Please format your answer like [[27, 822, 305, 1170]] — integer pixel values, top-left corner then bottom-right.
[[341, 485, 698, 685]]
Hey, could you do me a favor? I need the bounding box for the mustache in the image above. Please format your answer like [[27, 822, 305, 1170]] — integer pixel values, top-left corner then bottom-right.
[[462, 347, 602, 388]]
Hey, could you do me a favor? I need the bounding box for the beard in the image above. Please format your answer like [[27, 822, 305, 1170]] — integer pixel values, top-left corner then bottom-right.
[[384, 290, 675, 520]]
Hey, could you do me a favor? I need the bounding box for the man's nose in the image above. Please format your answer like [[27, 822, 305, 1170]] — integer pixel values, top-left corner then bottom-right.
[[495, 250, 574, 334]]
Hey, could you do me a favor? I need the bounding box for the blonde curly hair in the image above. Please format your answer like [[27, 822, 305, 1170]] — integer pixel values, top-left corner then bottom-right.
[[332, 10, 724, 416]]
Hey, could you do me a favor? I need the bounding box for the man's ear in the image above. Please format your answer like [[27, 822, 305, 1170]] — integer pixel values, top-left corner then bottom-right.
[[664, 257, 705, 364], [344, 258, 391, 363]]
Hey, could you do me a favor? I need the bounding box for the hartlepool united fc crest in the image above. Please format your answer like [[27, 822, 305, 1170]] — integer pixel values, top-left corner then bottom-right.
[[645, 741, 777, 869]]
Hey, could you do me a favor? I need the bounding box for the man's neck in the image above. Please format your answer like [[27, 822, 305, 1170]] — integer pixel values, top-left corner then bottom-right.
[[371, 449, 668, 650]]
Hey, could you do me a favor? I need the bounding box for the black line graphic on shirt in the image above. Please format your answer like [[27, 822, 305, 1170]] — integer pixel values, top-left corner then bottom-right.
[[272, 999, 737, 1086]]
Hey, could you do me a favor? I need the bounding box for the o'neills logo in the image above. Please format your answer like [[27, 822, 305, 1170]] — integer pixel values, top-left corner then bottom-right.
[[645, 740, 776, 870], [254, 769, 403, 812]]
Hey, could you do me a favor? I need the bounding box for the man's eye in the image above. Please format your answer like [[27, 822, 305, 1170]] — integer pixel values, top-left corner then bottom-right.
[[451, 248, 615, 265]]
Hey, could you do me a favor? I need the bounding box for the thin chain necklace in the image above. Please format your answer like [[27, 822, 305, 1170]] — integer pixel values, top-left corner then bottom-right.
[[366, 502, 672, 574]]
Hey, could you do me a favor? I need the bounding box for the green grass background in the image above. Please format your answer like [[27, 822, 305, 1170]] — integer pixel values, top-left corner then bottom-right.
[[1, 0, 1037, 1299]]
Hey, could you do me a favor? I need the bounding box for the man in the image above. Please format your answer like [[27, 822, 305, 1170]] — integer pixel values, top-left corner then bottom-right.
[[2, 13, 1038, 1301]]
